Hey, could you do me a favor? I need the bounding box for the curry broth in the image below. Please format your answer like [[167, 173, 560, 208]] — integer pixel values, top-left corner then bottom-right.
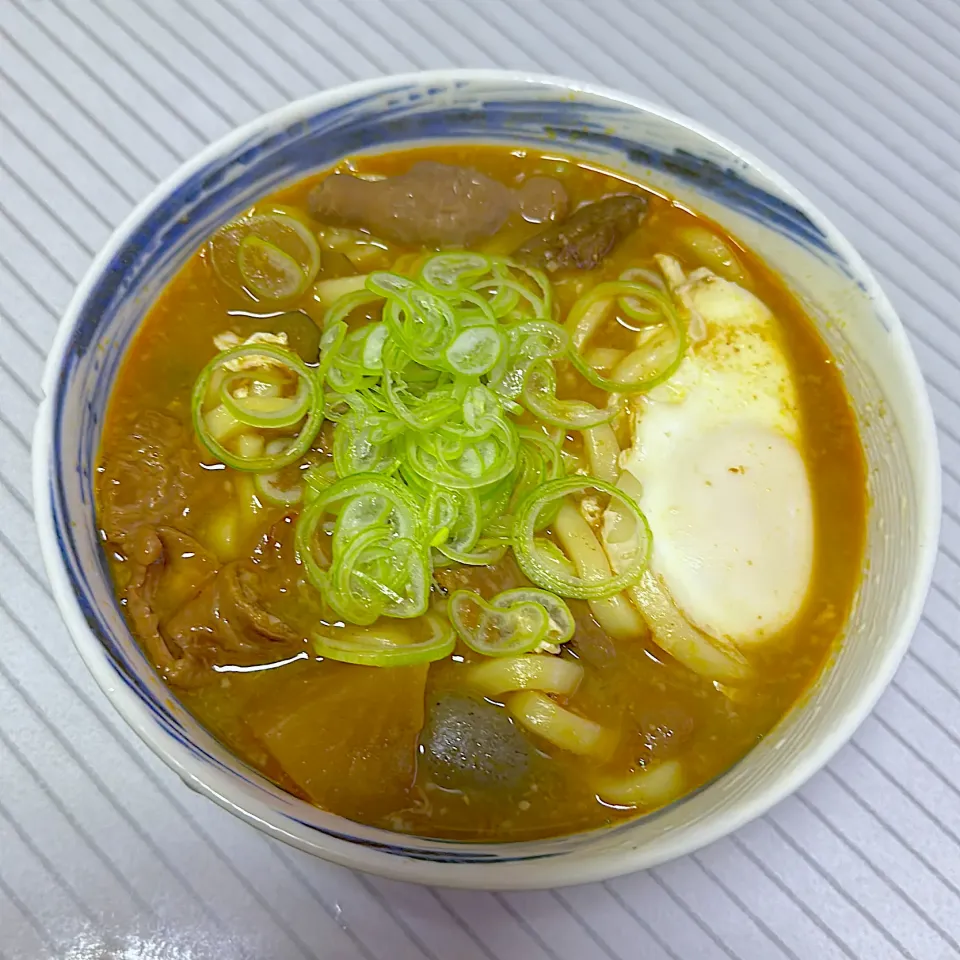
[[96, 146, 866, 840]]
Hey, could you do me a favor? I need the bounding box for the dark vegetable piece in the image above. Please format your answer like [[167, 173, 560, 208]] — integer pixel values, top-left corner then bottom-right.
[[230, 310, 321, 362], [421, 691, 531, 791], [514, 194, 648, 272], [270, 311, 322, 363], [308, 163, 567, 247]]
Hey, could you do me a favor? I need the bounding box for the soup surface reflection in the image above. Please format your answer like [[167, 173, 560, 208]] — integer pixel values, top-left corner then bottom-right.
[[96, 146, 866, 840]]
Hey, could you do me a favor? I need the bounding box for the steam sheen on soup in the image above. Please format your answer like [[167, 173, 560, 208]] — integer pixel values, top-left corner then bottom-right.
[[96, 147, 865, 840]]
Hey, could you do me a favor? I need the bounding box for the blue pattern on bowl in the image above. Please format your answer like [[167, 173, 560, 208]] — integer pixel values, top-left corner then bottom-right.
[[40, 74, 849, 868]]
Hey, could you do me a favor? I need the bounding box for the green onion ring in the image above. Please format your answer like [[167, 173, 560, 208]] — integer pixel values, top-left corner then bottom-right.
[[220, 371, 311, 428], [566, 281, 686, 393], [192, 343, 323, 472], [449, 589, 549, 657], [312, 612, 455, 667], [513, 476, 651, 599]]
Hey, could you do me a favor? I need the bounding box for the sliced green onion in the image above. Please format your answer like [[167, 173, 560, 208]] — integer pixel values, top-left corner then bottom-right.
[[296, 474, 426, 624], [419, 252, 492, 293], [423, 487, 480, 555], [313, 612, 455, 666], [489, 320, 568, 400], [566, 281, 686, 392], [491, 588, 575, 646], [509, 429, 564, 519], [361, 323, 389, 372], [381, 340, 461, 431], [383, 287, 457, 368], [449, 589, 549, 657], [437, 536, 509, 566], [192, 343, 323, 472], [303, 461, 337, 503], [404, 417, 518, 490], [209, 207, 320, 302], [221, 371, 311, 428], [522, 359, 616, 429], [366, 271, 416, 299], [484, 258, 554, 320], [237, 235, 305, 300], [618, 267, 666, 323], [332, 529, 430, 623], [513, 477, 651, 599], [444, 326, 505, 375], [333, 413, 398, 477], [194, 248, 687, 643]]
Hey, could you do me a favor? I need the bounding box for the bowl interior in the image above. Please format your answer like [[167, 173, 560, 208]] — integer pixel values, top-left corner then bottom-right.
[[36, 73, 938, 887]]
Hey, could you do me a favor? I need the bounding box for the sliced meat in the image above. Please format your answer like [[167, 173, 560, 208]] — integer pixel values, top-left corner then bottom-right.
[[119, 527, 219, 686], [247, 512, 331, 631], [308, 162, 567, 247], [515, 194, 648, 272], [98, 411, 200, 546], [248, 662, 429, 820], [163, 561, 301, 657], [119, 522, 303, 688], [420, 691, 532, 794]]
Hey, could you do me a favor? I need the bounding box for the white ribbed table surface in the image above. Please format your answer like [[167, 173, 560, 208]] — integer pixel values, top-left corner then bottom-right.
[[2, 1, 959, 958]]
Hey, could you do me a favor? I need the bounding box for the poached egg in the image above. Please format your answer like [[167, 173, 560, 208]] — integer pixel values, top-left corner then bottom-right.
[[622, 262, 814, 647]]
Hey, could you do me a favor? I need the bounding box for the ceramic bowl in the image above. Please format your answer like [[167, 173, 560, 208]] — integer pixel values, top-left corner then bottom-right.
[[34, 70, 940, 889]]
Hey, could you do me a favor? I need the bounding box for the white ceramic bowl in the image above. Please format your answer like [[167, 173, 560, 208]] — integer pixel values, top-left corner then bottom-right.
[[34, 70, 940, 889]]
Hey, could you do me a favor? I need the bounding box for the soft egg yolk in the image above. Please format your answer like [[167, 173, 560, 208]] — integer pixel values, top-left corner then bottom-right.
[[626, 275, 814, 646]]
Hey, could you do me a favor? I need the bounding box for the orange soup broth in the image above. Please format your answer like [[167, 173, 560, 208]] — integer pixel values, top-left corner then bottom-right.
[[97, 146, 866, 840]]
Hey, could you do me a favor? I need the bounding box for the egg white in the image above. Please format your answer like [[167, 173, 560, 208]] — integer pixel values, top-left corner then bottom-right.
[[623, 273, 814, 647]]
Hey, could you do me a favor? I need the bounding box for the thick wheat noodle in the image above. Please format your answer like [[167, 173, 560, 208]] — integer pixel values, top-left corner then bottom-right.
[[582, 422, 620, 485], [553, 501, 647, 641], [596, 758, 685, 807]]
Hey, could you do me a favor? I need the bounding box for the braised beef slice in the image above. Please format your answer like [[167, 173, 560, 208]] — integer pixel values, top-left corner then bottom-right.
[[163, 562, 300, 653], [307, 162, 567, 247], [98, 411, 199, 546], [120, 527, 219, 685], [514, 194, 648, 272], [119, 520, 304, 688]]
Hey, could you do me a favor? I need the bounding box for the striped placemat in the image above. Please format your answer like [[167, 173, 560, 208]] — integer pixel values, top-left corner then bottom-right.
[[1, 2, 958, 957]]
